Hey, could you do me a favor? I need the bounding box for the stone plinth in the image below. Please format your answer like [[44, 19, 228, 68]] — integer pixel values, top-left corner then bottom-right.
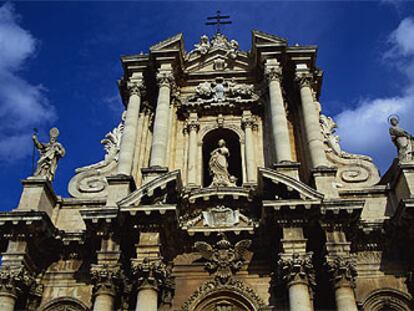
[[141, 166, 169, 184], [273, 162, 301, 180], [311, 167, 338, 198], [105, 174, 136, 207]]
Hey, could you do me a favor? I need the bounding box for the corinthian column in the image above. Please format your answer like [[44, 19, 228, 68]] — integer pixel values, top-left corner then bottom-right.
[[0, 266, 33, 311], [278, 253, 315, 311], [90, 265, 120, 311], [265, 59, 292, 163], [186, 113, 199, 186], [327, 256, 358, 311], [295, 67, 328, 169], [132, 258, 173, 311], [242, 111, 257, 183], [118, 73, 145, 176], [149, 64, 174, 168]]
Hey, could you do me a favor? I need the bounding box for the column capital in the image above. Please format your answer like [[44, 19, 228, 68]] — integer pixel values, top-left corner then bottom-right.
[[127, 80, 145, 97], [186, 114, 200, 132], [131, 257, 172, 291], [90, 264, 121, 297], [278, 252, 316, 288], [326, 255, 357, 289], [264, 61, 282, 83], [295, 70, 314, 88], [242, 114, 257, 130], [156, 70, 175, 89], [0, 265, 34, 297]]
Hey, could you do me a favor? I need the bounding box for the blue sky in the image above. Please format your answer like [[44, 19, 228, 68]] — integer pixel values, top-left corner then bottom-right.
[[0, 1, 414, 210]]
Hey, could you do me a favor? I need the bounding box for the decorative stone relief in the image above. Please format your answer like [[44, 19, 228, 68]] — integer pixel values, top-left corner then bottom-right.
[[194, 233, 251, 283], [0, 265, 34, 296], [32, 127, 66, 181], [202, 205, 241, 227], [389, 115, 414, 162], [278, 253, 316, 288], [189, 33, 239, 60], [90, 264, 121, 296], [68, 113, 125, 198], [326, 256, 357, 288], [319, 114, 380, 188]]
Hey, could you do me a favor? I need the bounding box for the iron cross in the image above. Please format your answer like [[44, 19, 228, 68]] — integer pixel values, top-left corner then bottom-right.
[[205, 10, 232, 34]]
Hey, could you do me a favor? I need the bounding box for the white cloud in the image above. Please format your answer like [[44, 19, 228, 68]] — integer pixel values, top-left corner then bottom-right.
[[0, 3, 56, 164], [335, 17, 414, 173]]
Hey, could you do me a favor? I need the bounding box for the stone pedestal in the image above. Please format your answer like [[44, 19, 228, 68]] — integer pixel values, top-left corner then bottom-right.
[[395, 162, 414, 201], [149, 64, 174, 168], [16, 177, 57, 217], [105, 175, 136, 207], [118, 74, 144, 176]]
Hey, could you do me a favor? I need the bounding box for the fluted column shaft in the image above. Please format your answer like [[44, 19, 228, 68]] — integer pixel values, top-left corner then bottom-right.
[[296, 70, 328, 169], [187, 113, 199, 186], [0, 292, 16, 311], [288, 281, 313, 311], [118, 76, 144, 175], [136, 285, 158, 311], [93, 291, 115, 311], [242, 111, 256, 183], [334, 284, 358, 311], [265, 59, 292, 163], [150, 65, 174, 167]]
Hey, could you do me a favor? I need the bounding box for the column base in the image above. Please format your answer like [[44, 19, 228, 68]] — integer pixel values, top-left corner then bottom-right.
[[273, 162, 301, 180], [141, 166, 169, 183]]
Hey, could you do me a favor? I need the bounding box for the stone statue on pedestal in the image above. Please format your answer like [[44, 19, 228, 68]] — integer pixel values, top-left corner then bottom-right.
[[208, 139, 236, 187], [32, 127, 65, 181], [389, 116, 414, 162]]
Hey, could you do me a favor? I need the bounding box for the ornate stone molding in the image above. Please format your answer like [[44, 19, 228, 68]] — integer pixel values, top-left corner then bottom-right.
[[186, 119, 200, 132], [194, 233, 251, 284], [179, 277, 265, 311], [241, 114, 257, 130], [0, 265, 34, 296], [278, 252, 316, 287], [295, 71, 314, 88], [90, 264, 121, 296], [326, 256, 357, 288]]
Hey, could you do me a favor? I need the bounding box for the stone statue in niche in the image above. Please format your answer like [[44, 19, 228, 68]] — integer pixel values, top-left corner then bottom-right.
[[32, 127, 66, 181], [208, 139, 236, 187], [389, 115, 414, 162]]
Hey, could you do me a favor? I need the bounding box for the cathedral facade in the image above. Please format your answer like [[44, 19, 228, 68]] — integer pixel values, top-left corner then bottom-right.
[[1, 30, 414, 311]]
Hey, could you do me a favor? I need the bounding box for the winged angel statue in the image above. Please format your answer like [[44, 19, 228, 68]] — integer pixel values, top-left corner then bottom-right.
[[194, 233, 251, 283]]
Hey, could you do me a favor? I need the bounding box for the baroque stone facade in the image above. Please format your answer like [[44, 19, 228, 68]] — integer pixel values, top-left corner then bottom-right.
[[1, 30, 414, 311]]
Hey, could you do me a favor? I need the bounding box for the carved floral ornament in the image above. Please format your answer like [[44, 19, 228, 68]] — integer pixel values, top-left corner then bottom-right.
[[90, 264, 122, 296], [127, 79, 145, 97], [277, 252, 316, 288], [0, 265, 34, 295], [157, 70, 175, 88], [326, 256, 357, 287]]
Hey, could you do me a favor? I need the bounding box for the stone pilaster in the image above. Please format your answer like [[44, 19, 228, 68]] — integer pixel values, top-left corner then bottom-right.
[[90, 264, 121, 311], [265, 59, 292, 164], [149, 63, 175, 168], [295, 65, 328, 169], [242, 110, 257, 184], [117, 73, 145, 176], [186, 112, 200, 187]]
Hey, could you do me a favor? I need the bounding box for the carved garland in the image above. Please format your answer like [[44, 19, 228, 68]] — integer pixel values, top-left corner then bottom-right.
[[178, 277, 266, 311]]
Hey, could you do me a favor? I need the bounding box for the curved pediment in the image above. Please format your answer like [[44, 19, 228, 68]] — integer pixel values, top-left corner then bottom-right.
[[258, 168, 324, 201], [118, 170, 182, 207]]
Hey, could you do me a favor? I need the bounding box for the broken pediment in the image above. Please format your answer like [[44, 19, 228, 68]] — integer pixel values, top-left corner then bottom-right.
[[150, 33, 185, 54], [118, 170, 182, 208], [258, 168, 323, 203], [252, 30, 288, 47]]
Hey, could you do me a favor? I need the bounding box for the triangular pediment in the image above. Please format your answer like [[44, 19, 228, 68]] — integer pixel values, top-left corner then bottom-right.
[[118, 170, 182, 207], [252, 30, 288, 46], [150, 33, 184, 53], [258, 168, 323, 202], [185, 50, 250, 74]]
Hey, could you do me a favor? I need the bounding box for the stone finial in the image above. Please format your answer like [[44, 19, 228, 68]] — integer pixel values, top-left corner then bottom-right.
[[32, 127, 65, 182], [278, 252, 316, 287], [326, 256, 357, 288], [389, 115, 414, 162], [194, 233, 251, 284]]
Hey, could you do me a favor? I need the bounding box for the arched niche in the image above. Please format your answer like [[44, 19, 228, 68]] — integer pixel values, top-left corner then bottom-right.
[[361, 288, 412, 311], [202, 128, 243, 187], [39, 297, 89, 311], [193, 290, 256, 311]]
